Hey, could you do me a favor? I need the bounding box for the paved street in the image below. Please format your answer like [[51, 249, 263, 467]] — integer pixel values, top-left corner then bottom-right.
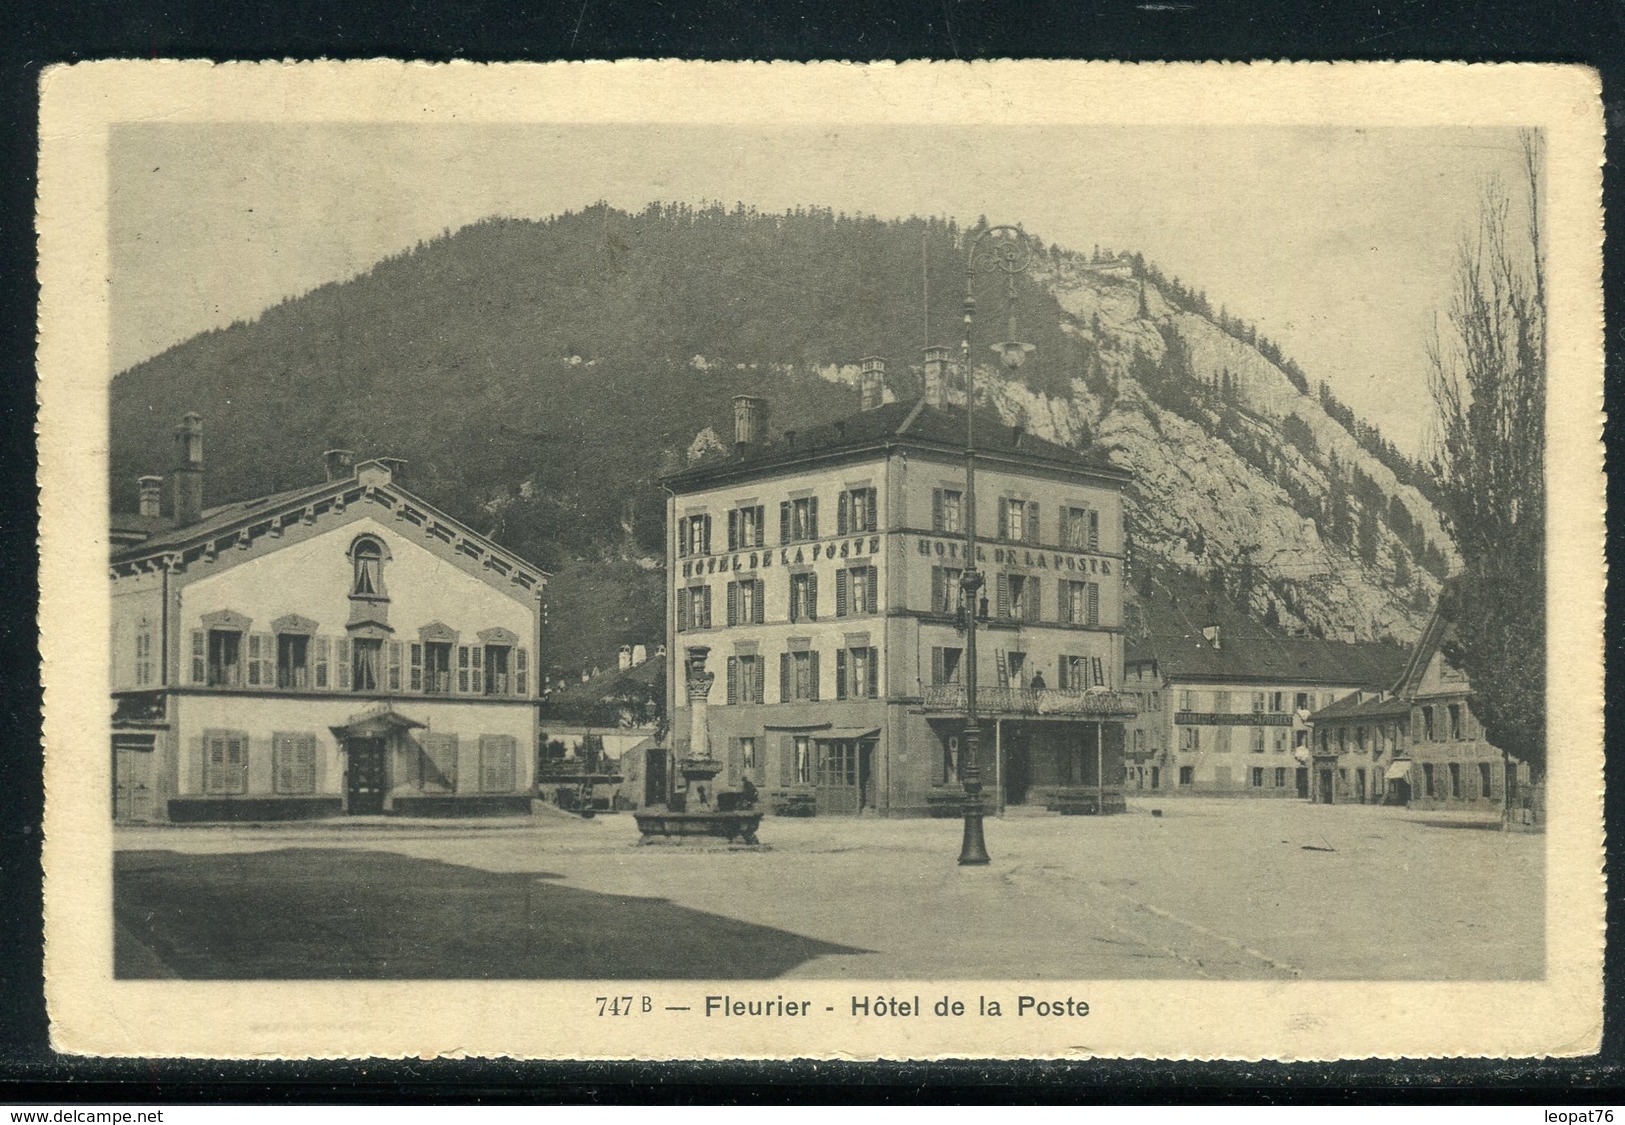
[[115, 798, 1543, 981]]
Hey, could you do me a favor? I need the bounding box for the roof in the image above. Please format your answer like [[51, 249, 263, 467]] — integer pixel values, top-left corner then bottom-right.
[[665, 398, 1126, 490], [1125, 632, 1409, 689], [542, 655, 667, 710], [1306, 692, 1413, 723], [1394, 584, 1456, 698], [112, 482, 333, 561]]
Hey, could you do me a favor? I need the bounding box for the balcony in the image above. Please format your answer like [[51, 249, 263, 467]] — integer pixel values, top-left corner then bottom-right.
[[920, 684, 1138, 718]]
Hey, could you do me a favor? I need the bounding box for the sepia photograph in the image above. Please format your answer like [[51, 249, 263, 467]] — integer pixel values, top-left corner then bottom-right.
[[37, 61, 1604, 1060]]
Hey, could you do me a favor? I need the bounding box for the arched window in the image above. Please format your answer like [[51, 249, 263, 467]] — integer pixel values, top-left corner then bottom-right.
[[351, 537, 385, 597]]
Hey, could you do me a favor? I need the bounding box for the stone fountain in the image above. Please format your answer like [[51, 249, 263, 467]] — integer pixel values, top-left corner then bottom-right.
[[633, 645, 763, 845]]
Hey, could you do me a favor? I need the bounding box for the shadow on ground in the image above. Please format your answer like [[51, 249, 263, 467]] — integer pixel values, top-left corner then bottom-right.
[[115, 848, 867, 979]]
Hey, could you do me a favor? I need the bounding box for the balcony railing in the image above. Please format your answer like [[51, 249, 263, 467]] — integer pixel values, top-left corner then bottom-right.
[[921, 684, 1138, 717]]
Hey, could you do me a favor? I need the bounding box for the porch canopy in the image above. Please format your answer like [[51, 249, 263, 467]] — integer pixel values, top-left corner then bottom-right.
[[330, 707, 427, 742], [1381, 759, 1412, 783], [813, 727, 880, 742]]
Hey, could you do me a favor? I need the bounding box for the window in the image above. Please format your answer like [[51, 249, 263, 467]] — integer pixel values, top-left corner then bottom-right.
[[1422, 763, 1436, 797], [727, 654, 763, 704], [1449, 762, 1462, 798], [1294, 691, 1310, 712], [1355, 725, 1368, 752], [1213, 691, 1231, 714], [932, 489, 963, 534], [1150, 766, 1160, 789], [1273, 730, 1288, 754], [314, 637, 331, 689], [478, 734, 517, 792], [1000, 574, 1039, 621], [1179, 766, 1194, 786], [794, 735, 812, 785], [1275, 767, 1287, 788], [677, 584, 713, 631], [1061, 579, 1099, 625], [1479, 761, 1493, 798], [1269, 691, 1285, 713], [1215, 726, 1233, 753], [678, 514, 713, 557], [416, 641, 452, 694], [739, 737, 757, 771], [780, 497, 819, 543], [789, 573, 818, 622], [931, 566, 963, 615], [1178, 726, 1201, 752], [276, 634, 310, 689], [1250, 727, 1266, 753], [837, 646, 879, 699], [1064, 506, 1100, 550], [134, 625, 154, 686], [1421, 706, 1436, 741], [1002, 651, 1027, 690], [780, 649, 820, 702], [728, 505, 766, 550], [1058, 654, 1087, 690], [203, 730, 246, 794], [837, 566, 878, 617], [1180, 690, 1196, 712], [1336, 727, 1347, 753], [1000, 498, 1037, 543], [931, 646, 963, 686], [352, 538, 384, 596], [272, 733, 317, 794], [1448, 703, 1463, 740], [727, 578, 765, 626], [207, 629, 242, 687], [352, 638, 383, 692], [421, 733, 458, 791], [942, 734, 960, 784], [484, 644, 512, 695], [819, 740, 859, 786], [1251, 767, 1265, 788], [839, 487, 878, 534], [1252, 692, 1266, 713]]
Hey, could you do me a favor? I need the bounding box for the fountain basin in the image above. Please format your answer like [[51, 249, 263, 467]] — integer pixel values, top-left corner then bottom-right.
[[633, 807, 763, 844]]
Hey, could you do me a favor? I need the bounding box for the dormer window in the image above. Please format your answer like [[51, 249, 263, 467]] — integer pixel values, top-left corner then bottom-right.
[[352, 537, 385, 596]]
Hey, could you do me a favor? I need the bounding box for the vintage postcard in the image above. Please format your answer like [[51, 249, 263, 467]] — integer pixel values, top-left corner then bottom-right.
[[38, 60, 1604, 1060]]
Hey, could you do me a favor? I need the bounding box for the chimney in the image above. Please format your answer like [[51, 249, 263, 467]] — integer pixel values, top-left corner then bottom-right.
[[922, 345, 950, 407], [137, 475, 163, 518], [732, 395, 768, 450], [618, 645, 633, 672], [376, 456, 408, 482], [859, 356, 885, 411], [631, 643, 648, 667], [323, 449, 356, 482], [170, 414, 204, 528], [1202, 625, 1222, 650]]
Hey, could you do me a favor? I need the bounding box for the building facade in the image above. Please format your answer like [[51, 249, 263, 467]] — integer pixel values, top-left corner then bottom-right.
[[661, 355, 1137, 817], [1306, 602, 1529, 812], [1124, 629, 1409, 799], [110, 418, 548, 822]]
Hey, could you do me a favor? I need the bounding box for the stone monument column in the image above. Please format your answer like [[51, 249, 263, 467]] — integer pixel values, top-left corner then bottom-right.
[[682, 645, 721, 811]]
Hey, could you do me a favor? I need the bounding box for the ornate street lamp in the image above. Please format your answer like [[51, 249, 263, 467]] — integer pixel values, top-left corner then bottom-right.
[[957, 224, 1034, 867]]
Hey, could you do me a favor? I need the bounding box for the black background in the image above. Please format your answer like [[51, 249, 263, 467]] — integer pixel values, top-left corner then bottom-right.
[[2, 0, 1622, 1103]]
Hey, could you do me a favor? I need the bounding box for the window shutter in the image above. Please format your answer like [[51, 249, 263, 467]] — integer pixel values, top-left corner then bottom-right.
[[779, 652, 790, 702], [753, 580, 765, 624], [387, 641, 402, 691], [245, 634, 262, 686], [678, 589, 692, 632], [702, 586, 713, 628], [866, 567, 878, 613], [727, 509, 739, 551], [932, 489, 944, 531], [781, 735, 797, 785], [837, 492, 850, 535], [1088, 582, 1100, 625], [515, 647, 528, 696], [1089, 509, 1100, 550], [727, 656, 739, 705], [835, 569, 848, 617], [996, 573, 1010, 618], [1028, 580, 1042, 622], [702, 515, 712, 555], [1057, 656, 1069, 690], [315, 637, 330, 689], [1027, 502, 1040, 544], [931, 647, 945, 686], [457, 645, 470, 692], [410, 643, 423, 691], [807, 573, 818, 620], [726, 582, 739, 626], [836, 649, 848, 699], [808, 650, 821, 701], [677, 517, 688, 557], [336, 639, 352, 690], [931, 567, 945, 613], [191, 630, 206, 684], [998, 499, 1009, 539], [867, 488, 880, 531], [471, 645, 483, 695], [780, 502, 791, 544], [868, 650, 879, 697]]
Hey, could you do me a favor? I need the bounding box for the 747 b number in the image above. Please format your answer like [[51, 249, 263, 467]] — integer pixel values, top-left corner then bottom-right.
[[596, 995, 653, 1016]]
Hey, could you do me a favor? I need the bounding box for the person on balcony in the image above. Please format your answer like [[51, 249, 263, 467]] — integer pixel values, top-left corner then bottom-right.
[[1029, 671, 1047, 692]]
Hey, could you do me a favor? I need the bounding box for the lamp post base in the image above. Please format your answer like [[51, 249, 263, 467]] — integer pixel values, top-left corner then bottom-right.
[[958, 792, 991, 866]]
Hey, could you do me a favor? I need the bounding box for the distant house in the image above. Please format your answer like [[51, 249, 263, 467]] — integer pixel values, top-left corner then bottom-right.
[[1124, 626, 1409, 799], [109, 415, 549, 822], [1307, 599, 1528, 812]]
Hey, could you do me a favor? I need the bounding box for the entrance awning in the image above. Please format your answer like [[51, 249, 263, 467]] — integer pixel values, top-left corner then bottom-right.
[[330, 707, 427, 741], [1382, 760, 1412, 783], [813, 727, 880, 742]]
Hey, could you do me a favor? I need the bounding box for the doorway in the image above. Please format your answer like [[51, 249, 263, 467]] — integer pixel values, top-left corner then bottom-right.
[[645, 746, 669, 807], [346, 738, 388, 814], [1295, 767, 1310, 799], [1317, 768, 1335, 805], [113, 734, 156, 821], [815, 739, 861, 815], [1003, 732, 1031, 805], [858, 742, 874, 813], [1355, 768, 1367, 803]]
